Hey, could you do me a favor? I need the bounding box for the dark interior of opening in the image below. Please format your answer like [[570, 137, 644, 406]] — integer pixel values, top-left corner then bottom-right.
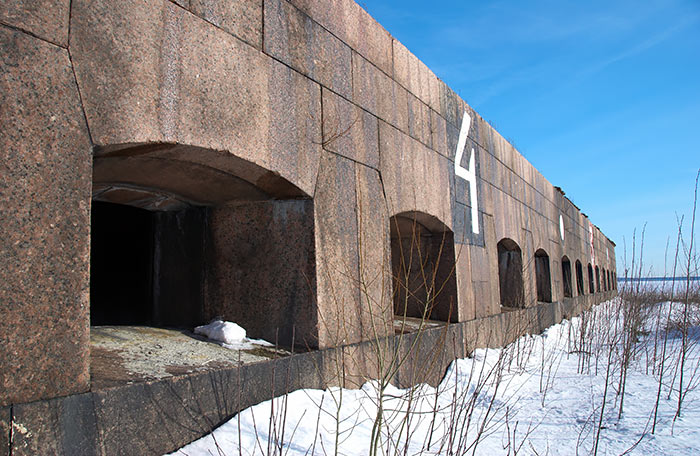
[[595, 266, 601, 293], [90, 201, 206, 327], [390, 214, 458, 322], [89, 146, 317, 348], [535, 249, 552, 303], [588, 264, 595, 293], [562, 256, 572, 298], [498, 238, 524, 309], [575, 260, 585, 295], [601, 269, 607, 291]]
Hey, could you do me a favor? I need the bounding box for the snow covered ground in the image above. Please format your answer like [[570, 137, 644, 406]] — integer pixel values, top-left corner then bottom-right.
[[170, 298, 700, 455]]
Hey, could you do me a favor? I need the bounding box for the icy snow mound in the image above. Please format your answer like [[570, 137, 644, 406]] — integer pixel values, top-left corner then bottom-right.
[[194, 320, 273, 349], [194, 320, 247, 344]]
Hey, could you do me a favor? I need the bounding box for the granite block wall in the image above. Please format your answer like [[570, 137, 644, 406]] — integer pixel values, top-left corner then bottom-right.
[[1, 0, 616, 415]]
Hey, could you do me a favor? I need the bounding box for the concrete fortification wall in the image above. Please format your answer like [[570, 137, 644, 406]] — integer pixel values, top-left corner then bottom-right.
[[1, 0, 616, 453]]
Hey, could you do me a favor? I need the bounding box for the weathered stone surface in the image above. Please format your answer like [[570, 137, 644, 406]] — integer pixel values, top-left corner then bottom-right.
[[0, 406, 9, 456], [407, 92, 431, 147], [286, 0, 393, 75], [0, 0, 69, 46], [0, 27, 91, 406], [379, 121, 452, 227], [395, 325, 463, 388], [314, 152, 361, 347], [355, 165, 392, 338], [322, 88, 379, 168], [93, 352, 332, 455], [93, 371, 224, 455], [265, 0, 351, 99], [10, 394, 98, 456], [392, 39, 439, 111], [70, 0, 321, 196], [190, 0, 262, 48], [455, 245, 476, 321], [353, 52, 408, 132], [205, 200, 318, 348]]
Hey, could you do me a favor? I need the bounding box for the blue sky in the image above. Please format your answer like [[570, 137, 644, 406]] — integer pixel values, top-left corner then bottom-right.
[[361, 0, 700, 276]]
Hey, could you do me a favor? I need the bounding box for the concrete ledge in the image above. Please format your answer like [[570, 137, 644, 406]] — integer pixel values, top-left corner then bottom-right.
[[4, 293, 615, 455]]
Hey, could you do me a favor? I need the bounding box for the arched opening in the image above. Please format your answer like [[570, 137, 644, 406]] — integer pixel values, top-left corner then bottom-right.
[[90, 144, 315, 349], [390, 212, 458, 323], [588, 263, 595, 294], [595, 266, 601, 293], [575, 260, 585, 296], [602, 268, 607, 291], [497, 238, 524, 309], [561, 256, 572, 298], [535, 249, 552, 303]]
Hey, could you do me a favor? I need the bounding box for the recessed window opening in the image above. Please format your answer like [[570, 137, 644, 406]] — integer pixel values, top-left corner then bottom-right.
[[588, 263, 595, 294], [390, 212, 458, 323], [575, 260, 585, 296], [595, 266, 601, 293], [561, 256, 573, 298], [90, 145, 316, 349], [602, 268, 607, 291], [497, 238, 525, 309], [535, 249, 552, 303]]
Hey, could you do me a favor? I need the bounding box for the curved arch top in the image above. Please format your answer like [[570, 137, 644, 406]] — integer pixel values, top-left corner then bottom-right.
[[69, 0, 322, 197], [93, 143, 310, 210]]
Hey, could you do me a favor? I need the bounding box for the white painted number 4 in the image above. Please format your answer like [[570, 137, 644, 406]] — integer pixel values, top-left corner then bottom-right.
[[455, 111, 480, 234]]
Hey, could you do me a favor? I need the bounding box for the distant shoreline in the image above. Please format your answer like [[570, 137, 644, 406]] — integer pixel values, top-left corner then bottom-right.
[[618, 277, 700, 282]]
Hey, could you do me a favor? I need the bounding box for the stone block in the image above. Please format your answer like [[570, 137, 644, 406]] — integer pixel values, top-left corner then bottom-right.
[[407, 92, 431, 147], [346, 1, 393, 75], [392, 39, 411, 89], [439, 79, 462, 128], [190, 0, 262, 48], [341, 340, 386, 388], [291, 0, 393, 75], [455, 247, 476, 321], [378, 120, 416, 213], [476, 116, 494, 156], [480, 176, 495, 216], [0, 0, 69, 46], [392, 38, 434, 107], [0, 27, 91, 406], [430, 109, 449, 158], [10, 393, 98, 456], [286, 0, 392, 75], [395, 325, 463, 388], [322, 88, 379, 168], [414, 150, 453, 231], [355, 165, 393, 338], [70, 0, 322, 196], [205, 199, 317, 348], [92, 358, 321, 455], [314, 152, 361, 347], [93, 371, 225, 455], [353, 52, 408, 132], [264, 0, 351, 99], [380, 122, 452, 228]]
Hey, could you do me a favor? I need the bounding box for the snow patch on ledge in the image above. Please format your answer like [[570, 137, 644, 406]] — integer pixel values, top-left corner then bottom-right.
[[194, 320, 273, 349]]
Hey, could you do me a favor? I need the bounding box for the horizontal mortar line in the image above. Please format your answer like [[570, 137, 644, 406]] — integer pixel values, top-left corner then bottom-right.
[[0, 21, 66, 49]]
